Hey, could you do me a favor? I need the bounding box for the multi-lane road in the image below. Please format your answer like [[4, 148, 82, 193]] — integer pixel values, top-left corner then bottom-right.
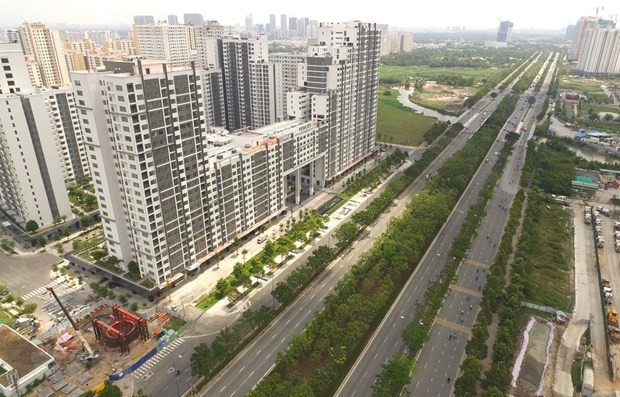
[[191, 56, 539, 397], [335, 51, 557, 397]]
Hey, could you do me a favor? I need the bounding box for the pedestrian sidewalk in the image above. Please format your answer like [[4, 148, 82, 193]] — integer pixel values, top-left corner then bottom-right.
[[166, 157, 414, 318]]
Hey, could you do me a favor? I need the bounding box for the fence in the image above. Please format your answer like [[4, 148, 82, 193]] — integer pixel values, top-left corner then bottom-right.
[[108, 347, 158, 381], [520, 302, 573, 319]]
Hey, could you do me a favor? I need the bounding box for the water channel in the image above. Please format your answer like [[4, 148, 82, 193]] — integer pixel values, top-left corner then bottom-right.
[[395, 87, 459, 123]]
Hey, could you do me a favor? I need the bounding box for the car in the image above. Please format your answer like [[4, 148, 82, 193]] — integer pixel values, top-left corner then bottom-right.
[[257, 235, 267, 244]]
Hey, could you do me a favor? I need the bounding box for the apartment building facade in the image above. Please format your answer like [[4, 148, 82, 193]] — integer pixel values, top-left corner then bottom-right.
[[18, 22, 70, 87], [134, 23, 192, 63]]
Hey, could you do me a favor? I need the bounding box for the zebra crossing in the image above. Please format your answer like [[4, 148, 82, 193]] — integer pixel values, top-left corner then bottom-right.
[[132, 338, 186, 379], [21, 279, 63, 301]]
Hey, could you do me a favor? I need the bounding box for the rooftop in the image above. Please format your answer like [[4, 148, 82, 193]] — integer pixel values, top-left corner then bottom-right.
[[0, 325, 55, 387]]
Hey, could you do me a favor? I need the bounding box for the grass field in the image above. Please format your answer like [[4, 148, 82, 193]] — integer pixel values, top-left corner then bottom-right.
[[380, 65, 507, 85], [559, 78, 604, 94], [376, 89, 437, 146], [520, 197, 573, 312], [582, 104, 620, 115]]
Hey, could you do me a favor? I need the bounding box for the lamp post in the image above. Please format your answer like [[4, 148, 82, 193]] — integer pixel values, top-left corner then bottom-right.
[[172, 354, 182, 397]]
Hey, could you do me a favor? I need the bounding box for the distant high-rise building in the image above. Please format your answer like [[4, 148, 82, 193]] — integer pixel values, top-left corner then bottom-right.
[[497, 20, 514, 43], [289, 17, 298, 35], [0, 87, 81, 228], [133, 15, 155, 25], [61, 31, 85, 42], [245, 14, 254, 32], [168, 15, 179, 25], [86, 31, 110, 47], [195, 20, 225, 69], [134, 23, 191, 63], [5, 29, 19, 44], [281, 14, 287, 34], [184, 13, 204, 26], [18, 22, 70, 87], [269, 14, 277, 35], [400, 33, 414, 52], [576, 27, 620, 76], [565, 24, 577, 41], [0, 43, 33, 93]]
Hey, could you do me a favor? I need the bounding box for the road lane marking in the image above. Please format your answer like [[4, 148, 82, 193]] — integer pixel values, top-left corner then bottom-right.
[[435, 318, 471, 333], [450, 284, 482, 298]]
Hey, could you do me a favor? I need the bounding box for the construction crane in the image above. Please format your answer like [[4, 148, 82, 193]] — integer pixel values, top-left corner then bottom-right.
[[47, 287, 99, 367]]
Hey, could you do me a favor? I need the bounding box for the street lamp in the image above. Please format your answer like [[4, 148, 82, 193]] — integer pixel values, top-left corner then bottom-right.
[[172, 354, 182, 397]]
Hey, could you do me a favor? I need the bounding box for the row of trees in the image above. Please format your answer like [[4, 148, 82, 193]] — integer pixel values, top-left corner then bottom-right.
[[382, 47, 531, 69], [340, 149, 409, 199], [247, 96, 516, 396], [190, 121, 463, 391], [374, 109, 519, 395]]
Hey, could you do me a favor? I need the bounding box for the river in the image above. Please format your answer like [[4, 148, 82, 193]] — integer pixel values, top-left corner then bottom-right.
[[396, 87, 459, 123]]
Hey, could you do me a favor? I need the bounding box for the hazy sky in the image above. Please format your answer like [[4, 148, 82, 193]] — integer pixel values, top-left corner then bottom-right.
[[1, 0, 619, 30]]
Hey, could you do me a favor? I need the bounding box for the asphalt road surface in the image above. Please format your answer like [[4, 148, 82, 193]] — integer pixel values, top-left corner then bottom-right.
[[335, 52, 554, 397]]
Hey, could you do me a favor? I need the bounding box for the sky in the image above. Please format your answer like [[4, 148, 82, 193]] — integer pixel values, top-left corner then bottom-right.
[[1, 0, 619, 30]]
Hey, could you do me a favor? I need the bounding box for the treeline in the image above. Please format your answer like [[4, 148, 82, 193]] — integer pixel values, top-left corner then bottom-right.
[[464, 64, 524, 109], [248, 97, 516, 397], [522, 140, 577, 196], [382, 48, 530, 68]]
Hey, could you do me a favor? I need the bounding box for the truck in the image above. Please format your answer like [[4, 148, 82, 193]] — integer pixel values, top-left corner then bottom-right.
[[608, 309, 619, 327]]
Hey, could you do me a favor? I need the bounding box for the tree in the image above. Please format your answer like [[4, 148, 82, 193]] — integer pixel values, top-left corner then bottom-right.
[[191, 343, 217, 376], [233, 236, 241, 254], [53, 215, 62, 224], [604, 113, 614, 122], [333, 221, 358, 250], [91, 249, 107, 262], [98, 380, 122, 397], [26, 220, 39, 233], [128, 260, 139, 276], [55, 243, 65, 256], [214, 252, 222, 270], [118, 294, 128, 305], [22, 303, 37, 314], [454, 357, 482, 397], [241, 248, 249, 264], [130, 302, 139, 312], [79, 214, 91, 228], [371, 353, 414, 396]]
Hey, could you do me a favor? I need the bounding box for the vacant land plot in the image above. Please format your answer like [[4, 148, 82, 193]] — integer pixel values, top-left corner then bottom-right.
[[559, 77, 605, 95], [376, 89, 436, 146], [582, 104, 620, 115], [410, 83, 474, 114]]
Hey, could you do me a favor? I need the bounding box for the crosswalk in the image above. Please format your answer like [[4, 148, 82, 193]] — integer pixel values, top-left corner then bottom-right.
[[21, 279, 63, 301], [133, 338, 186, 379]]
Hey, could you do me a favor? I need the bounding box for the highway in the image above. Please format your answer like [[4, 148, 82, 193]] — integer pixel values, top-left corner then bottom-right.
[[194, 55, 538, 397], [334, 51, 555, 397], [408, 51, 559, 396]]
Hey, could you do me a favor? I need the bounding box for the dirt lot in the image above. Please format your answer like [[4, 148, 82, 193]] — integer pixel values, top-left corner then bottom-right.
[[413, 84, 475, 113]]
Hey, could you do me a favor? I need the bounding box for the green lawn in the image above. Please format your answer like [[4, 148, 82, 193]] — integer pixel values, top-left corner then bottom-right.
[[376, 89, 437, 146], [559, 79, 604, 94], [582, 104, 620, 115]]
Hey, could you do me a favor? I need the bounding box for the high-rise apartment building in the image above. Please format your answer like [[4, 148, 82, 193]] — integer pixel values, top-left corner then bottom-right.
[[245, 14, 254, 32], [133, 15, 155, 25], [566, 24, 577, 41], [18, 22, 70, 87], [0, 87, 84, 228], [184, 13, 204, 26], [5, 30, 19, 44], [269, 14, 277, 35], [86, 31, 111, 47], [289, 17, 297, 36], [575, 28, 620, 76], [215, 35, 281, 130], [280, 14, 287, 36], [497, 20, 514, 43], [296, 21, 381, 177], [568, 17, 616, 61], [194, 21, 225, 69], [269, 52, 305, 119], [0, 43, 33, 93], [134, 23, 191, 63]]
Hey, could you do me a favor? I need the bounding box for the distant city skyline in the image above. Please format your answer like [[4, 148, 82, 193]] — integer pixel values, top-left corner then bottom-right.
[[2, 0, 619, 30]]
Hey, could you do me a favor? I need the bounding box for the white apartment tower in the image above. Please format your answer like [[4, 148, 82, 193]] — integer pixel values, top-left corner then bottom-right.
[[18, 22, 70, 87], [296, 21, 381, 178], [0, 89, 77, 228], [576, 28, 620, 76], [0, 43, 33, 94], [134, 23, 192, 63], [269, 52, 306, 119], [194, 21, 225, 69]]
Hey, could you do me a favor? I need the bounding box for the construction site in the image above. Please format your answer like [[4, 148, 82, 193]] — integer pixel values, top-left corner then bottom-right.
[[26, 293, 185, 397]]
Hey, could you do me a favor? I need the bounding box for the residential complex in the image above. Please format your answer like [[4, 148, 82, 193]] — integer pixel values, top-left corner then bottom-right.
[[134, 23, 193, 64], [380, 31, 414, 56], [568, 16, 616, 61], [70, 21, 381, 287], [575, 27, 620, 76]]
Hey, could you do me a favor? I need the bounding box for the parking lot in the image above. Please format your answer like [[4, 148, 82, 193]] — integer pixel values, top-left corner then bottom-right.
[[0, 249, 59, 299]]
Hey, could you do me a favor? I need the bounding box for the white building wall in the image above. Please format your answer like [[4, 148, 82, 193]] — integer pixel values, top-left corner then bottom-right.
[[0, 43, 33, 94]]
